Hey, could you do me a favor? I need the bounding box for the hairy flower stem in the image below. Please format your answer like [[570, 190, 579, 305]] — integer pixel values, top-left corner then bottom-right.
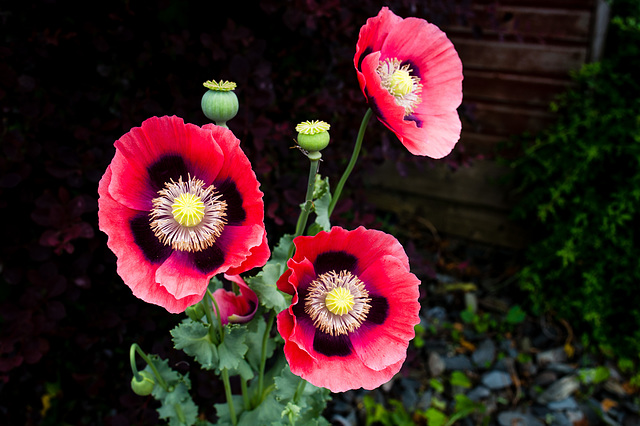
[[256, 310, 276, 405], [221, 368, 237, 426], [288, 157, 320, 259], [204, 290, 235, 423], [202, 289, 223, 343], [328, 108, 373, 218], [293, 378, 307, 403], [241, 379, 250, 411], [129, 343, 169, 391], [205, 288, 224, 343]]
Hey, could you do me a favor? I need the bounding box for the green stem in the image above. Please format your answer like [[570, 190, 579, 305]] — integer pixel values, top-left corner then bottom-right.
[[129, 343, 169, 391], [241, 378, 250, 411], [288, 157, 320, 259], [256, 311, 276, 404], [206, 288, 225, 342], [221, 368, 237, 426], [327, 108, 373, 217], [293, 378, 307, 403], [201, 291, 219, 343]]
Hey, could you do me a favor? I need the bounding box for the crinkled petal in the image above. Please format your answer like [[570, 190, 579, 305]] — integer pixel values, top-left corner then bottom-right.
[[98, 166, 202, 313], [350, 255, 420, 371], [354, 7, 403, 93], [291, 226, 409, 275], [109, 116, 225, 211], [380, 17, 463, 112], [154, 251, 210, 300], [211, 274, 258, 324], [282, 329, 406, 392]]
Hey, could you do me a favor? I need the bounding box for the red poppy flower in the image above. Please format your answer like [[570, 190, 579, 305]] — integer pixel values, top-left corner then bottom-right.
[[276, 226, 421, 392], [212, 274, 258, 325], [98, 116, 269, 313], [354, 7, 463, 158]]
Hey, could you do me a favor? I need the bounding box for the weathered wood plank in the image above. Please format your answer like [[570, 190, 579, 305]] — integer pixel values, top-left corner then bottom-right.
[[466, 0, 594, 9], [463, 69, 572, 107], [452, 38, 587, 75], [367, 160, 514, 211], [448, 6, 591, 43], [457, 132, 508, 157], [462, 101, 555, 138], [365, 185, 527, 249]]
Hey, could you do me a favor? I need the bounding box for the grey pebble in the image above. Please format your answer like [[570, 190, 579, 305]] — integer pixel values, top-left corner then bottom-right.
[[548, 397, 579, 411], [428, 351, 446, 377], [536, 347, 568, 366], [466, 385, 491, 401], [536, 375, 580, 404], [497, 411, 545, 426], [472, 338, 496, 368], [481, 370, 513, 390], [444, 354, 473, 371]]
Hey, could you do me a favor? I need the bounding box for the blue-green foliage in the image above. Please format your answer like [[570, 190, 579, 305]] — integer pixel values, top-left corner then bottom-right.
[[509, 0, 640, 357]]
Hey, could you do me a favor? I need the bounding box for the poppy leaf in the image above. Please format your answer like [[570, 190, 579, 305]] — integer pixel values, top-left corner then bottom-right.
[[171, 319, 219, 370], [217, 325, 248, 372]]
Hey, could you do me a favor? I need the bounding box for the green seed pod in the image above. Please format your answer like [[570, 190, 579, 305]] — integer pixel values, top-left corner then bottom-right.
[[296, 120, 331, 153], [131, 370, 155, 396], [201, 80, 239, 127]]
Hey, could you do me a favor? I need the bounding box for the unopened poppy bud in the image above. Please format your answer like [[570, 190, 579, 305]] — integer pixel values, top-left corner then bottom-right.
[[296, 120, 331, 154], [131, 370, 155, 396], [185, 303, 205, 321], [201, 80, 239, 128]]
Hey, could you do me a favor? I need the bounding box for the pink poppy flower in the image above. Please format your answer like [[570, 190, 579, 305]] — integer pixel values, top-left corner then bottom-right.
[[98, 116, 269, 313], [212, 274, 258, 325], [276, 226, 421, 392], [354, 7, 463, 158]]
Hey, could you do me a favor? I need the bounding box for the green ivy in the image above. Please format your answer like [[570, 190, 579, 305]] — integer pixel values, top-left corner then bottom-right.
[[508, 0, 640, 357]]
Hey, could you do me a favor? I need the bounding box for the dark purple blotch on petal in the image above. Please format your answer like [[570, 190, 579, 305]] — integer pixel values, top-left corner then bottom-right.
[[292, 285, 309, 319], [367, 94, 385, 122], [404, 114, 423, 128], [314, 251, 358, 276], [357, 46, 373, 71], [216, 179, 246, 225], [365, 296, 389, 325], [130, 213, 172, 263], [401, 59, 421, 79], [313, 330, 353, 357], [190, 243, 225, 273], [147, 154, 189, 192]]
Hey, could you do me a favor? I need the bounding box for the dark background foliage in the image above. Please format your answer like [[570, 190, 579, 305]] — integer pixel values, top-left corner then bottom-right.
[[509, 0, 640, 358], [0, 1, 471, 424]]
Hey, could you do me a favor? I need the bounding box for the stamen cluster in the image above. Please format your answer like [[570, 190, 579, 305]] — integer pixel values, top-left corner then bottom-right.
[[376, 58, 422, 115], [305, 270, 371, 336], [150, 176, 227, 252]]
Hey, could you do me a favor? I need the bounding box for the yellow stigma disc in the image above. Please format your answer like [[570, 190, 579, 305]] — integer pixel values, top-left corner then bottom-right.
[[325, 287, 355, 316], [171, 193, 205, 227], [389, 68, 414, 97]]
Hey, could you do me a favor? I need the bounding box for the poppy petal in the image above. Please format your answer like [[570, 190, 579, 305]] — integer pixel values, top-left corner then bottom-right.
[[99, 166, 203, 312], [350, 255, 420, 371]]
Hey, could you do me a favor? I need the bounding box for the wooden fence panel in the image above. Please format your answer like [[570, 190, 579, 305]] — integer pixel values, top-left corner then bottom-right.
[[366, 0, 608, 248]]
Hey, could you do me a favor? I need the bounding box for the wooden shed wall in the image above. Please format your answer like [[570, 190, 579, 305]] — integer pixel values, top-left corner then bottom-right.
[[367, 0, 607, 248]]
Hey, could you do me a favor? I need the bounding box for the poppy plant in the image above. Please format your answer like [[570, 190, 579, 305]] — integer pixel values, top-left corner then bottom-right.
[[212, 274, 258, 325], [276, 226, 421, 392], [98, 116, 269, 313], [354, 7, 463, 158]]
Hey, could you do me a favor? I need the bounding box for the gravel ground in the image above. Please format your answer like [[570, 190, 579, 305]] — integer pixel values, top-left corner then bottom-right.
[[324, 236, 640, 426]]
